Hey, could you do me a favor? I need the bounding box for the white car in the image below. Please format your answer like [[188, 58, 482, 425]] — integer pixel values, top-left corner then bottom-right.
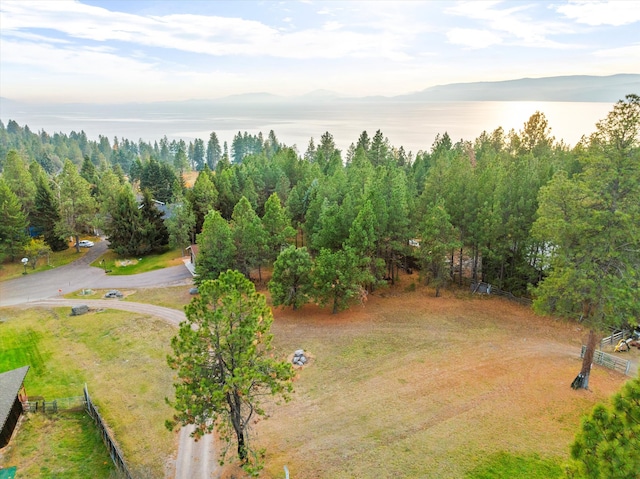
[[77, 240, 94, 247]]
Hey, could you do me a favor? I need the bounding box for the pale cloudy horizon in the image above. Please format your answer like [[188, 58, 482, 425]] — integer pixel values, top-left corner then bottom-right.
[[1, 0, 639, 104]]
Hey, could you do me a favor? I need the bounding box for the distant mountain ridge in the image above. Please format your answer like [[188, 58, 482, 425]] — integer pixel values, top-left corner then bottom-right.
[[205, 74, 639, 103], [1, 75, 638, 112], [393, 74, 640, 103]]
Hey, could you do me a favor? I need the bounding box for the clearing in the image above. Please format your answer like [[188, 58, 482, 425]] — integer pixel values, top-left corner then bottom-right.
[[251, 281, 633, 478]]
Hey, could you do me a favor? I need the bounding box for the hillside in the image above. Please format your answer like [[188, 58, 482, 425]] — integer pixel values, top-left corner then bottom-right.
[[394, 74, 640, 102]]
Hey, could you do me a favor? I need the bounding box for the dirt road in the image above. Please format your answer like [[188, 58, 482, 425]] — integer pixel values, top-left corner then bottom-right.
[[1, 243, 220, 479]]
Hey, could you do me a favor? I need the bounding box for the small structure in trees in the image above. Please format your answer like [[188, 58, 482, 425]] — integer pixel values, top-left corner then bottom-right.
[[0, 366, 30, 448], [186, 244, 198, 266]]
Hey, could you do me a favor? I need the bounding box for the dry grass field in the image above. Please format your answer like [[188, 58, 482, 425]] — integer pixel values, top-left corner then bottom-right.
[[3, 272, 636, 478], [247, 278, 632, 478]]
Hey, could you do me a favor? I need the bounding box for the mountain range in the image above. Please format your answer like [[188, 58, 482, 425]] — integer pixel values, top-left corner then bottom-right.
[[1, 75, 638, 111]]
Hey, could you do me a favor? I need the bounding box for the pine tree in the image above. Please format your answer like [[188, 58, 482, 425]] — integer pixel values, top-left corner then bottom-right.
[[231, 196, 266, 280], [3, 149, 36, 221], [56, 159, 96, 252], [188, 169, 218, 234], [195, 210, 236, 283], [268, 245, 313, 310], [533, 95, 640, 389], [166, 191, 196, 256], [567, 372, 640, 478], [32, 168, 68, 251], [167, 270, 294, 474], [0, 177, 29, 262], [261, 193, 296, 263], [139, 188, 169, 252], [105, 184, 145, 256], [313, 247, 367, 314]]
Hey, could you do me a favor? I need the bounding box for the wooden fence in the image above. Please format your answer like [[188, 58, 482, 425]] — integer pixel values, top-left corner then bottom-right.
[[581, 345, 631, 376], [470, 282, 533, 306], [84, 385, 133, 479]]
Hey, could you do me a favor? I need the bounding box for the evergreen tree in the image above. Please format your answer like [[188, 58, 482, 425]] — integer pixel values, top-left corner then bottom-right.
[[32, 168, 68, 251], [140, 159, 176, 204], [261, 192, 296, 263], [313, 247, 367, 314], [139, 188, 169, 252], [0, 177, 29, 262], [206, 131, 221, 170], [418, 200, 460, 297], [166, 191, 196, 256], [189, 169, 219, 234], [567, 372, 640, 478], [95, 165, 124, 232], [105, 184, 146, 256], [56, 159, 96, 252], [268, 245, 313, 310], [167, 270, 294, 474], [3, 149, 36, 221], [231, 196, 266, 280], [192, 138, 205, 171], [195, 210, 236, 283], [533, 95, 640, 389], [80, 156, 99, 196]]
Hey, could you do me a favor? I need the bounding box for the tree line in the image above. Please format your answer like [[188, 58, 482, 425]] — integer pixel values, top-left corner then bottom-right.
[[1, 95, 638, 348]]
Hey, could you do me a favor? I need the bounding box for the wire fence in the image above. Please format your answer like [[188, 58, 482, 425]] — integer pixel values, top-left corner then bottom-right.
[[83, 384, 134, 479], [25, 396, 85, 414], [470, 281, 533, 306]]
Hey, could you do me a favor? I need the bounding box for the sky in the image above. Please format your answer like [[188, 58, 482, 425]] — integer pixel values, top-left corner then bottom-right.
[[1, 0, 639, 103]]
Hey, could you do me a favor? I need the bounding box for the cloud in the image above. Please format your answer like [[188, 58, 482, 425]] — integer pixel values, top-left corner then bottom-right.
[[0, 0, 413, 61], [592, 43, 640, 59], [556, 1, 640, 26], [445, 1, 571, 48], [447, 28, 502, 49]]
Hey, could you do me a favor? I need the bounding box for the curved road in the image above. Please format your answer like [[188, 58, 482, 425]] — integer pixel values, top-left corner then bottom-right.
[[0, 239, 220, 479], [0, 240, 193, 307]]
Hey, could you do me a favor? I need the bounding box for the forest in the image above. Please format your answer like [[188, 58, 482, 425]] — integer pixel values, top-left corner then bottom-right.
[[1, 95, 638, 324]]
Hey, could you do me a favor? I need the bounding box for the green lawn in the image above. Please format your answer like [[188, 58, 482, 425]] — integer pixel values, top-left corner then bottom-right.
[[0, 412, 115, 479], [0, 307, 177, 478], [465, 452, 563, 478], [0, 238, 98, 282], [90, 247, 184, 275]]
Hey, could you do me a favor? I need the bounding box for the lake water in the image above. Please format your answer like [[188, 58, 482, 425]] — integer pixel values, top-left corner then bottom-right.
[[1, 100, 615, 155]]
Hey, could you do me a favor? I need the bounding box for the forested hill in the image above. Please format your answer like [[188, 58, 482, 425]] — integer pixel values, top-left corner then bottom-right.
[[394, 74, 640, 102]]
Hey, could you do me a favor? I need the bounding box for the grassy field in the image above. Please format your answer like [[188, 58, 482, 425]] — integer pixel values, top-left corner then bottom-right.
[[90, 248, 184, 275], [0, 237, 100, 282], [0, 307, 177, 478], [2, 277, 635, 478], [252, 282, 630, 479]]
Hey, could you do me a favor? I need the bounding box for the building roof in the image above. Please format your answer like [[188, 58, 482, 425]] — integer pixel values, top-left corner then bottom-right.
[[0, 366, 29, 432]]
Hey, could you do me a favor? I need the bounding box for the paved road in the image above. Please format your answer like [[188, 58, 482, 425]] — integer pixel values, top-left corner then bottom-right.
[[0, 239, 193, 306], [0, 240, 220, 479]]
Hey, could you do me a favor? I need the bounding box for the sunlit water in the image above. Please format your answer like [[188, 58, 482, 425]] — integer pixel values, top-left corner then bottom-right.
[[1, 100, 615, 155]]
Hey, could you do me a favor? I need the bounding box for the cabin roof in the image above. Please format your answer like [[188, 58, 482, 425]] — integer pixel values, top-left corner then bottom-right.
[[0, 366, 29, 432]]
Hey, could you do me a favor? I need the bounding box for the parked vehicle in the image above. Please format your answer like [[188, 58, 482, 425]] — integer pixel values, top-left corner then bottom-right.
[[76, 240, 94, 247]]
